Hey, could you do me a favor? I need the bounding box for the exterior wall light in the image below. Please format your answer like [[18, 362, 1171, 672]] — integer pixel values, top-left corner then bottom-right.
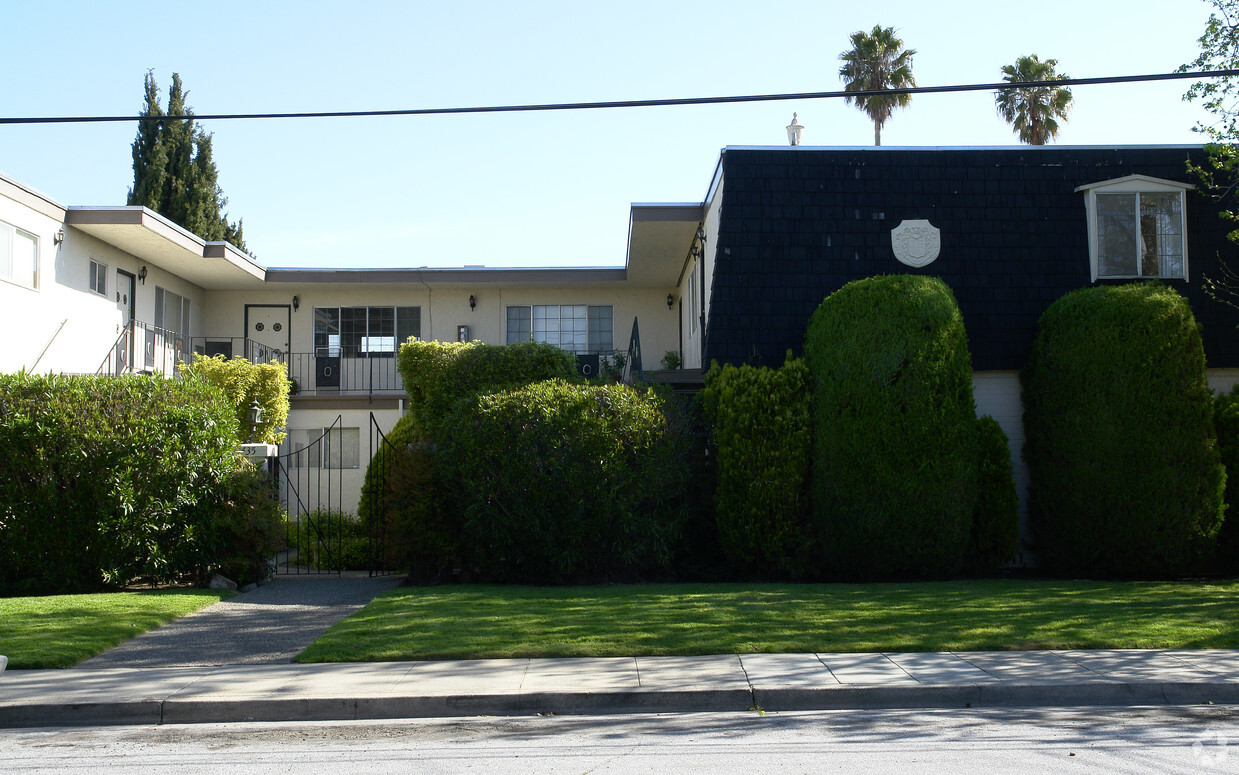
[[53, 228, 66, 248], [667, 293, 674, 309], [469, 294, 476, 310], [292, 295, 299, 311], [247, 397, 263, 443], [138, 266, 148, 285]]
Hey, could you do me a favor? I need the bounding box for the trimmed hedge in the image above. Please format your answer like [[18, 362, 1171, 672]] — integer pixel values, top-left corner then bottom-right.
[[804, 275, 978, 579], [1214, 386, 1239, 571], [0, 373, 241, 594], [702, 352, 810, 577], [397, 340, 577, 437], [970, 416, 1020, 573], [358, 412, 457, 579], [439, 379, 699, 583], [1022, 282, 1224, 577], [360, 340, 583, 579], [181, 353, 291, 444]]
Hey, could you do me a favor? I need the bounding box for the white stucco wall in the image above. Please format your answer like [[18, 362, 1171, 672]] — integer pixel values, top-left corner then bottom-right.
[[203, 284, 678, 366], [0, 189, 206, 376]]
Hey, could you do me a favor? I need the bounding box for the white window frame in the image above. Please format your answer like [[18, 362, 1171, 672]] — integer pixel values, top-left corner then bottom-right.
[[505, 304, 613, 353], [89, 260, 108, 296], [286, 427, 361, 470], [0, 219, 38, 290], [1076, 174, 1192, 282]]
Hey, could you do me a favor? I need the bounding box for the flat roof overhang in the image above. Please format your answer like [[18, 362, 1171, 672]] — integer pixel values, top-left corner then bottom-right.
[[64, 207, 266, 289], [625, 203, 704, 288], [263, 266, 628, 287]]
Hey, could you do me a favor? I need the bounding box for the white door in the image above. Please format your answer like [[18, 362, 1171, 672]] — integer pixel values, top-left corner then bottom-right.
[[247, 306, 290, 364], [115, 270, 135, 373]]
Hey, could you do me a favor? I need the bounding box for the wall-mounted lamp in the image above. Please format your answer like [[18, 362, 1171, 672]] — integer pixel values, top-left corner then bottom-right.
[[667, 293, 674, 309], [469, 294, 476, 310], [138, 266, 148, 285], [53, 228, 66, 249], [292, 295, 300, 312], [246, 397, 264, 443]]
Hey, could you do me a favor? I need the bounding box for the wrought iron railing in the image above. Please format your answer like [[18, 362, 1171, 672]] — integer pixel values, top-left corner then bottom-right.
[[98, 321, 190, 378], [285, 352, 404, 397]]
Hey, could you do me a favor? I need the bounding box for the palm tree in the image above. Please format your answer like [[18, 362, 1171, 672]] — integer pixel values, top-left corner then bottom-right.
[[838, 26, 917, 146], [995, 55, 1073, 145]]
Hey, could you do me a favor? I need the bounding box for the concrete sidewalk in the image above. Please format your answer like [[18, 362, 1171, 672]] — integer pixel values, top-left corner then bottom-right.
[[4, 649, 1239, 728]]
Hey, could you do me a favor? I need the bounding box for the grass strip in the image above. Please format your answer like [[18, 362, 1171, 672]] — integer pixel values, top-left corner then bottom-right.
[[0, 590, 230, 668], [296, 579, 1239, 662]]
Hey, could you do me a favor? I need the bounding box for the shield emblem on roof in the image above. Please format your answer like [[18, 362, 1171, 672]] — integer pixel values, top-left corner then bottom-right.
[[891, 220, 941, 268]]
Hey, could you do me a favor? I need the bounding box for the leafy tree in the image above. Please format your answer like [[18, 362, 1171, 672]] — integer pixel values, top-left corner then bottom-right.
[[838, 25, 916, 146], [995, 54, 1073, 145], [1182, 1, 1239, 304], [127, 71, 247, 252]]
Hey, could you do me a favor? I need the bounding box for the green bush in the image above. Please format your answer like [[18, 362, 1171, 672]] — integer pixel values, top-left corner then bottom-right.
[[1214, 386, 1239, 571], [181, 353, 291, 444], [358, 413, 457, 580], [970, 416, 1020, 573], [0, 372, 239, 594], [397, 340, 577, 438], [804, 275, 978, 579], [702, 352, 810, 577], [361, 341, 581, 578], [439, 379, 699, 583], [1022, 282, 1224, 577], [285, 509, 370, 572], [202, 460, 285, 585]]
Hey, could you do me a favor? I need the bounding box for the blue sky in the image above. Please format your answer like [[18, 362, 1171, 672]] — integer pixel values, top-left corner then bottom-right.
[[0, 0, 1219, 269]]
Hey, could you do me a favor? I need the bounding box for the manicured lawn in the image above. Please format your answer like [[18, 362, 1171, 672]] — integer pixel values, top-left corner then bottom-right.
[[0, 590, 230, 668], [296, 580, 1239, 663]]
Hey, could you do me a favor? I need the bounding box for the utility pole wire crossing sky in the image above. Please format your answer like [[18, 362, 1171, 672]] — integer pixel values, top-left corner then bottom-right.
[[1, 70, 1234, 125]]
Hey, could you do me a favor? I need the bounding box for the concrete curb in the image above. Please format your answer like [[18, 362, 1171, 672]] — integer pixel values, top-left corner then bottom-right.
[[5, 681, 1239, 728]]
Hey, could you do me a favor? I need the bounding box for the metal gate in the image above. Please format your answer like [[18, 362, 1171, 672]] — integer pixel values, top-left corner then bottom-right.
[[360, 412, 403, 577], [274, 416, 345, 575]]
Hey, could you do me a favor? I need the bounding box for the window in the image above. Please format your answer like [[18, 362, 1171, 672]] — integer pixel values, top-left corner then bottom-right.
[[505, 305, 613, 353], [1077, 175, 1191, 281], [89, 260, 107, 296], [154, 286, 191, 338], [287, 427, 360, 469], [314, 306, 419, 357], [0, 220, 37, 289]]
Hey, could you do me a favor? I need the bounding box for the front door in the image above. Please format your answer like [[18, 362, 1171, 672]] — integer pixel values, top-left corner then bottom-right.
[[115, 270, 136, 374], [246, 305, 290, 364]]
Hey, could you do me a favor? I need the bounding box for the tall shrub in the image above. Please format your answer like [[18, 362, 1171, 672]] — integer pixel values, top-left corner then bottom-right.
[[804, 275, 978, 579], [0, 373, 239, 594], [397, 340, 577, 438], [1022, 282, 1224, 576], [1214, 386, 1239, 571], [970, 415, 1020, 573], [360, 341, 580, 578], [181, 353, 290, 444], [439, 380, 698, 583], [702, 352, 810, 577]]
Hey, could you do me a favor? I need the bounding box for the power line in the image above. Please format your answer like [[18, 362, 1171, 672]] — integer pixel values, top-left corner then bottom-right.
[[0, 70, 1235, 126]]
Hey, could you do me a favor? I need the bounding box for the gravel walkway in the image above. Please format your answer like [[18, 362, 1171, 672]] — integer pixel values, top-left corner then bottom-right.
[[76, 572, 406, 668]]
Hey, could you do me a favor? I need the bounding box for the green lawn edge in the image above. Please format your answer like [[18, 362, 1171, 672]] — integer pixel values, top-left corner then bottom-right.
[[295, 579, 1239, 663], [0, 589, 231, 669]]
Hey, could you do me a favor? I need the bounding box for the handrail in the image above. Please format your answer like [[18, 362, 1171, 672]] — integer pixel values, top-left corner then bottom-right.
[[96, 321, 132, 376], [32, 318, 69, 373]]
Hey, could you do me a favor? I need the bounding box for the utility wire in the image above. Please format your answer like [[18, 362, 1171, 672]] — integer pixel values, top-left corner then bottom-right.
[[0, 70, 1235, 125]]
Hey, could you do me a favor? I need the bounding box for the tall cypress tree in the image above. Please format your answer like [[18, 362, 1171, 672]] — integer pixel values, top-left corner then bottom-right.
[[127, 71, 246, 252]]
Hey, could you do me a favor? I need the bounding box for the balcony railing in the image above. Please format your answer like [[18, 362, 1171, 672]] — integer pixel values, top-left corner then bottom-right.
[[187, 338, 407, 397], [98, 321, 190, 378]]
